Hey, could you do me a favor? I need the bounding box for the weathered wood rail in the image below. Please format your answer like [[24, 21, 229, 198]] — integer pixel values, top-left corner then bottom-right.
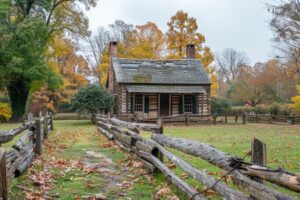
[[0, 112, 54, 200], [96, 115, 299, 200], [137, 113, 300, 125]]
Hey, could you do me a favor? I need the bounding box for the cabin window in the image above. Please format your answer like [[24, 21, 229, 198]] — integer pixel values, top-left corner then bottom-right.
[[134, 95, 143, 112], [184, 95, 193, 113]]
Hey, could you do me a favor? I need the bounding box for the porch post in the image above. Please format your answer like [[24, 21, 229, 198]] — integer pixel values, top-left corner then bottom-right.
[[201, 94, 204, 115], [126, 90, 129, 114], [182, 94, 185, 114], [133, 93, 135, 113], [169, 94, 172, 116], [142, 94, 145, 113], [158, 94, 160, 117]]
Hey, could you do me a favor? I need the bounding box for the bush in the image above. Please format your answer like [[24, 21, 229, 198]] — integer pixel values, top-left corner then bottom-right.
[[211, 97, 231, 115], [254, 104, 270, 114], [270, 103, 292, 115], [229, 106, 244, 115], [0, 103, 12, 122], [71, 85, 115, 114]]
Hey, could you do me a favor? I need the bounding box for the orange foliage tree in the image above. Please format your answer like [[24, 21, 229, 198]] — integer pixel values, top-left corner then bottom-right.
[[166, 11, 218, 96]]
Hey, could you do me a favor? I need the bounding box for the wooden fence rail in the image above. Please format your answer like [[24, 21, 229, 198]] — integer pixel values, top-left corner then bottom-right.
[[138, 114, 300, 125], [96, 115, 299, 200], [0, 111, 54, 200]]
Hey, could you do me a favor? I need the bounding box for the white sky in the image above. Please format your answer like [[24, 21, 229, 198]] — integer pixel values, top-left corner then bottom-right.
[[85, 0, 275, 65]]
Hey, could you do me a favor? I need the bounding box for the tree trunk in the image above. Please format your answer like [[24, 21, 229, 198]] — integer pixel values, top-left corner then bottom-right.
[[8, 80, 29, 122]]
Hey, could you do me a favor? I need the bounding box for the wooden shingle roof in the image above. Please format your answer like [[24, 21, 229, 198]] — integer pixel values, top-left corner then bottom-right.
[[112, 58, 211, 85]]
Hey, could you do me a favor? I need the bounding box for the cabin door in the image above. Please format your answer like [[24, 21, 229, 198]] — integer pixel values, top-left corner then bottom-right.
[[160, 94, 170, 116]]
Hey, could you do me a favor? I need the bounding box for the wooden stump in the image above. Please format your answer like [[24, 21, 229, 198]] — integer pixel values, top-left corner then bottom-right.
[[251, 138, 266, 184]]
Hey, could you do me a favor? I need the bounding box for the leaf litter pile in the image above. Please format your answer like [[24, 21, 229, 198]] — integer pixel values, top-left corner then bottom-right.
[[9, 121, 181, 200]]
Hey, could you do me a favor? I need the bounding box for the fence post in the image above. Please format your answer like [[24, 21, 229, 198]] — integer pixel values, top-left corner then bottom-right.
[[242, 113, 246, 124], [27, 112, 33, 122], [235, 115, 238, 124], [291, 116, 295, 125], [44, 113, 49, 138], [34, 118, 42, 155], [50, 112, 54, 131], [255, 114, 259, 123], [185, 113, 189, 126], [213, 115, 217, 125], [225, 114, 227, 124], [269, 115, 273, 124], [157, 119, 164, 134], [0, 149, 7, 200], [251, 138, 266, 184]]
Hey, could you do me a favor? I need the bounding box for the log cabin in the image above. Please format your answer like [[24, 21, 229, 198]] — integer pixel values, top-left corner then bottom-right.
[[107, 41, 211, 119]]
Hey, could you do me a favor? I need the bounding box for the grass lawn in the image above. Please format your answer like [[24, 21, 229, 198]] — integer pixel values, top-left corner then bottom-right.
[[1, 121, 299, 199], [161, 123, 300, 199]]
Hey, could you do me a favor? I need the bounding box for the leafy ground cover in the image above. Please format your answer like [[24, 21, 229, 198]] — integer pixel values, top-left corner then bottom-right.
[[6, 120, 181, 200], [1, 121, 300, 199]]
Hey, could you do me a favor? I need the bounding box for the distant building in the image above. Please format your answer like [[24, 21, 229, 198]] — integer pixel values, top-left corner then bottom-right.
[[107, 41, 211, 119]]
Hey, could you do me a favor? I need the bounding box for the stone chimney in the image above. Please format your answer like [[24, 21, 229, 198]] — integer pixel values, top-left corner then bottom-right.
[[109, 41, 118, 58], [108, 41, 118, 93], [186, 44, 195, 59]]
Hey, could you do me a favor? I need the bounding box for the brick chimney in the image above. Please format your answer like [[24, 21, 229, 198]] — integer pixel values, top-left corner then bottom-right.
[[108, 41, 118, 93], [109, 41, 118, 58], [186, 44, 195, 59]]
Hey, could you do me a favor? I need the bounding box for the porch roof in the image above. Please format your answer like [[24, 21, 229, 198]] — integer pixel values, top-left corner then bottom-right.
[[127, 85, 207, 94]]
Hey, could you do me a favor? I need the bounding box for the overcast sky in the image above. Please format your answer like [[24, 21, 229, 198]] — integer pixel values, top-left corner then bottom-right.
[[86, 0, 275, 65]]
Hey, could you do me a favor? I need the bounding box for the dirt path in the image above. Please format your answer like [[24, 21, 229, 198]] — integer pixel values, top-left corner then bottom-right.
[[8, 120, 180, 200]]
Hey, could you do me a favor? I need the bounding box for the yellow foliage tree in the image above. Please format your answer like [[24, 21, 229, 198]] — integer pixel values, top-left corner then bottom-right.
[[166, 11, 218, 96], [291, 85, 300, 114], [30, 36, 88, 113]]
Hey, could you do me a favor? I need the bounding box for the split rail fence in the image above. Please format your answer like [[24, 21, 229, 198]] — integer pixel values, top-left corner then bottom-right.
[[0, 112, 54, 200], [139, 113, 300, 125], [96, 115, 300, 200]]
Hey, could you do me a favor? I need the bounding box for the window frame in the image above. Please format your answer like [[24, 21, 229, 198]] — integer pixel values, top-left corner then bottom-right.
[[184, 95, 193, 113], [134, 94, 143, 112]]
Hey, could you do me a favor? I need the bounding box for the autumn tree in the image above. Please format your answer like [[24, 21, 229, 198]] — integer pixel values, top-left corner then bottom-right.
[[30, 36, 89, 114], [87, 20, 165, 85], [85, 27, 112, 83], [269, 0, 300, 66], [166, 10, 218, 96], [216, 48, 249, 84], [0, 0, 98, 120], [126, 22, 165, 58], [291, 85, 300, 114]]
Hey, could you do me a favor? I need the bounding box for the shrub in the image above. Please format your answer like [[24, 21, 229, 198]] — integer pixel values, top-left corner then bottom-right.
[[211, 97, 231, 115], [71, 85, 115, 114], [254, 104, 270, 114], [230, 106, 244, 115], [0, 103, 12, 122], [270, 103, 292, 115]]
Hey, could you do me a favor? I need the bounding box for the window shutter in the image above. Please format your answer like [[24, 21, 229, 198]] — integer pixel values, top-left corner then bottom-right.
[[192, 96, 197, 114], [179, 96, 183, 114], [130, 96, 133, 113], [144, 96, 149, 113]]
